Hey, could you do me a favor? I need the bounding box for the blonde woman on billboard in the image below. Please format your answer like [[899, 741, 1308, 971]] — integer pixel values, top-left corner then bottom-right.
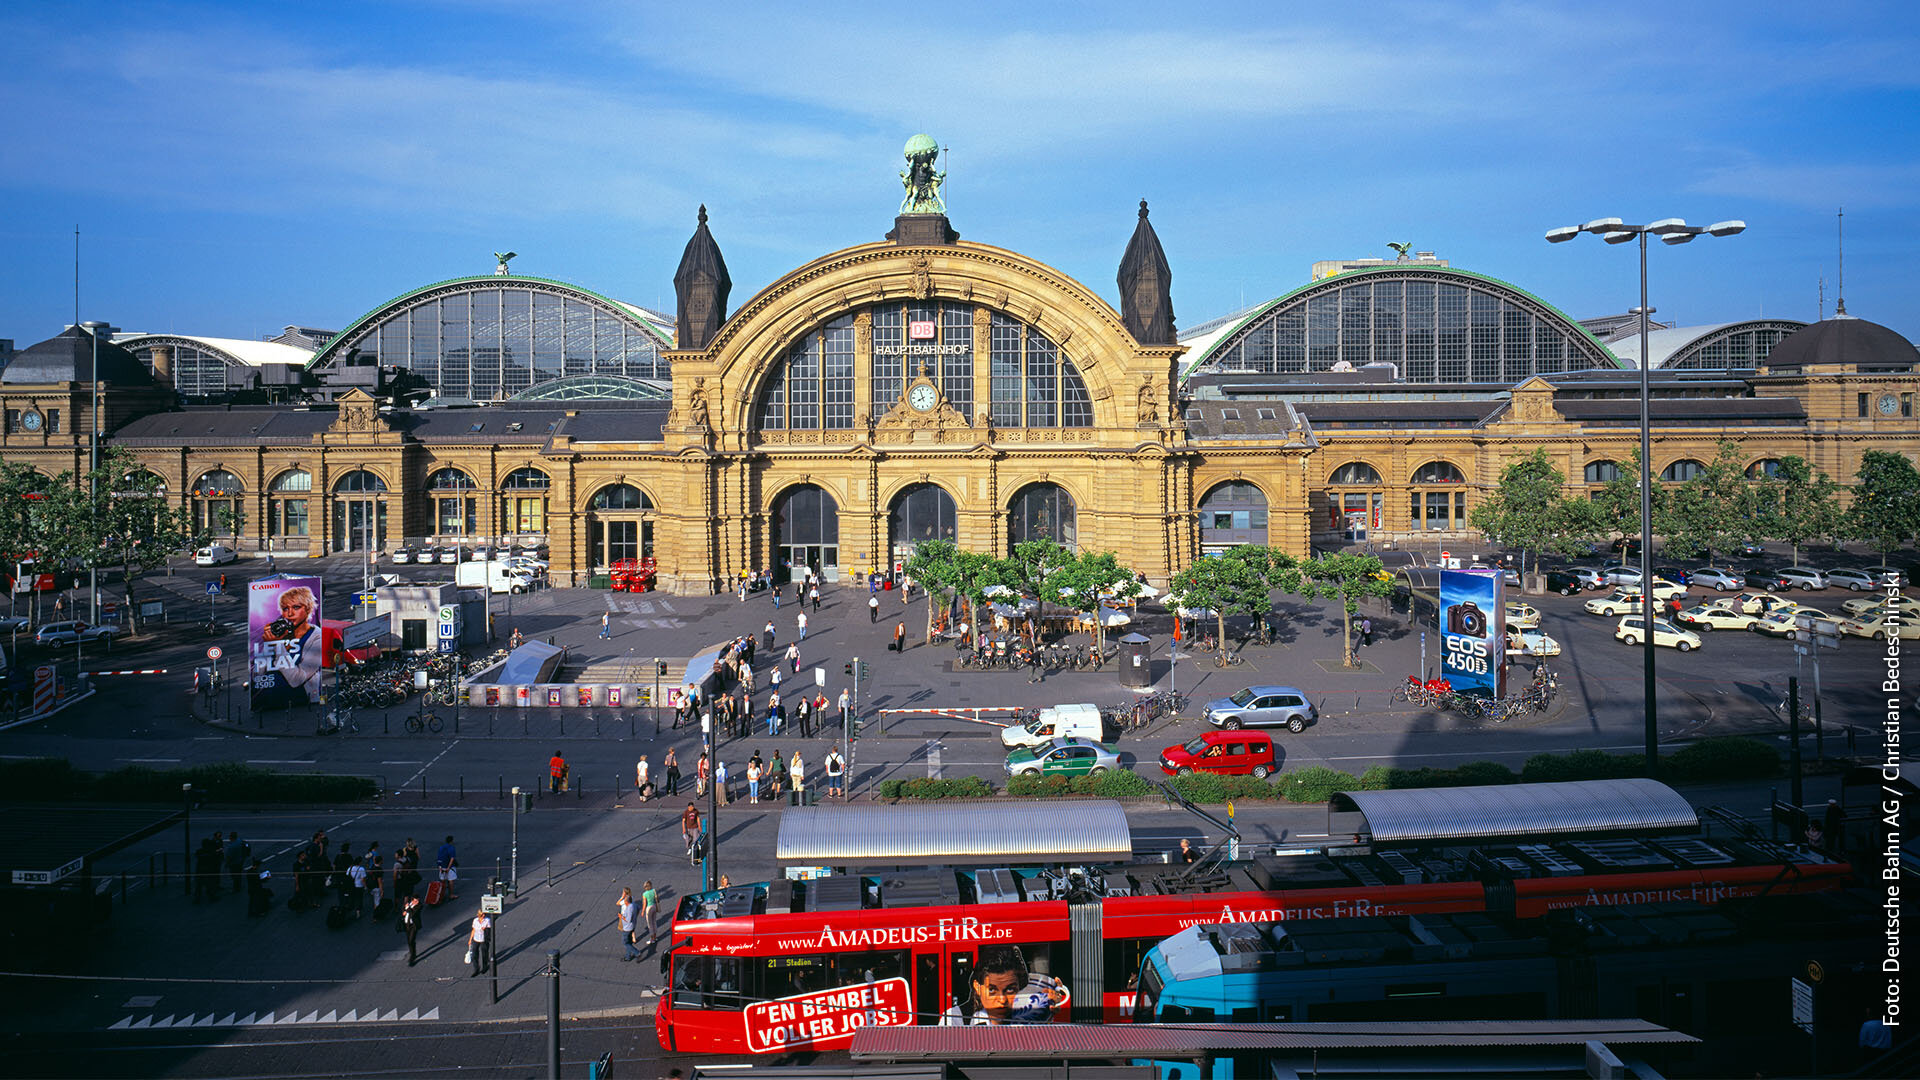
[[257, 585, 322, 708]]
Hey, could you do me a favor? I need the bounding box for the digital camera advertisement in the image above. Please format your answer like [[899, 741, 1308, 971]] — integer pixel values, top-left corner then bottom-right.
[[249, 575, 325, 711], [1440, 568, 1507, 697]]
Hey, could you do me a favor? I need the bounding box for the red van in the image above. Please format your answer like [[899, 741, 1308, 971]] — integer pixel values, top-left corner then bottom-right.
[[1159, 729, 1277, 778]]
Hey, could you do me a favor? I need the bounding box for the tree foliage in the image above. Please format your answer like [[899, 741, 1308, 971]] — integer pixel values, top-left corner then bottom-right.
[[1758, 456, 1844, 567], [1168, 545, 1291, 654], [1045, 550, 1145, 656], [1850, 450, 1920, 564], [1280, 552, 1393, 668], [1587, 446, 1661, 551], [1466, 448, 1591, 573], [26, 448, 197, 632], [1002, 539, 1073, 636], [1661, 440, 1752, 561]]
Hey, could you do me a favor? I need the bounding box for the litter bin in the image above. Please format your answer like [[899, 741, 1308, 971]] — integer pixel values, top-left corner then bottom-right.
[[1116, 632, 1153, 690]]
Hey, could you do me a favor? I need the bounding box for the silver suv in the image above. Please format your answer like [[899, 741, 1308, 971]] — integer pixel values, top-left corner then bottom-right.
[[1824, 568, 1878, 592], [1777, 567, 1826, 591], [1202, 685, 1317, 733]]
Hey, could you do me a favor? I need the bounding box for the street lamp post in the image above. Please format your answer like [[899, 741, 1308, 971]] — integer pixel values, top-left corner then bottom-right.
[[82, 321, 110, 627], [1546, 217, 1745, 773]]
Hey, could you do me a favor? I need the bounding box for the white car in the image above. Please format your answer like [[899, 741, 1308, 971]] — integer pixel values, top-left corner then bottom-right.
[[1614, 615, 1700, 651], [1586, 591, 1649, 617], [194, 545, 237, 566], [1730, 591, 1797, 616], [1506, 628, 1561, 656], [437, 548, 461, 564], [1689, 567, 1744, 592], [1824, 568, 1879, 592], [1752, 607, 1836, 638], [1839, 611, 1920, 640], [1674, 603, 1758, 632], [1842, 594, 1920, 618], [1504, 602, 1542, 629], [390, 547, 414, 565]]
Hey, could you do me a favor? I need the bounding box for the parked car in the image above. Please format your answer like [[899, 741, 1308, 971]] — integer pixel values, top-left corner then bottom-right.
[[1201, 685, 1317, 733], [1689, 567, 1744, 592], [1544, 570, 1585, 595], [1586, 591, 1648, 617], [1608, 538, 1643, 557], [1730, 591, 1797, 616], [1839, 610, 1920, 640], [1744, 568, 1794, 591], [1736, 542, 1767, 558], [194, 545, 237, 567], [468, 545, 493, 561], [1600, 563, 1641, 586], [34, 621, 123, 646], [1506, 628, 1561, 657], [1842, 594, 1920, 618], [1824, 568, 1880, 592], [1675, 603, 1759, 632], [1503, 602, 1542, 629], [1752, 607, 1836, 638], [1614, 615, 1700, 651], [1004, 736, 1120, 778], [437, 548, 461, 564], [1777, 567, 1827, 592], [1653, 566, 1692, 586], [1159, 730, 1277, 778], [0, 614, 33, 633], [390, 546, 415, 565]]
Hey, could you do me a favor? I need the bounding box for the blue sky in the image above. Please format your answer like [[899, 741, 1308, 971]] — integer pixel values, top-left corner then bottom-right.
[[3, 1, 1917, 347]]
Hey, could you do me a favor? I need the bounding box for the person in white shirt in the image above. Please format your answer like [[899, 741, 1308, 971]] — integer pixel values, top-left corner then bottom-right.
[[468, 909, 493, 976]]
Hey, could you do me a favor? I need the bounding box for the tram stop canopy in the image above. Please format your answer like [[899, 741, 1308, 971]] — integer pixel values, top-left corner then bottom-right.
[[1329, 777, 1699, 845], [777, 800, 1132, 868]]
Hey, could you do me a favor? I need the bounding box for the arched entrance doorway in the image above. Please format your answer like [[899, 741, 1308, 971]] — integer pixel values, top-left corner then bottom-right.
[[1007, 483, 1076, 551], [587, 483, 655, 571], [1410, 460, 1467, 532], [331, 469, 389, 552], [1197, 480, 1268, 554], [1324, 461, 1384, 539], [191, 469, 244, 539], [771, 485, 839, 584], [888, 483, 957, 572]]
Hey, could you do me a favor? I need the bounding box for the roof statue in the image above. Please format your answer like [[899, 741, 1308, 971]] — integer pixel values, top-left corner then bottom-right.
[[899, 134, 946, 215], [494, 251, 517, 276], [1388, 242, 1413, 262]]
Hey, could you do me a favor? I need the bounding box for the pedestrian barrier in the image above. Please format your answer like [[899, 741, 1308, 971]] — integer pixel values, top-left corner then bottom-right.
[[875, 706, 1025, 726]]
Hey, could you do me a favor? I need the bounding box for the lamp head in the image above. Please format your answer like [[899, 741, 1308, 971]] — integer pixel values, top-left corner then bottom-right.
[[1645, 218, 1693, 235], [1581, 217, 1625, 234], [1705, 219, 1746, 237], [1545, 226, 1581, 243], [1602, 231, 1636, 245], [1659, 232, 1696, 245]]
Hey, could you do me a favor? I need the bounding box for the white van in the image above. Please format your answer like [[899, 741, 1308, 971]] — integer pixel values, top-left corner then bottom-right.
[[456, 559, 533, 595], [194, 545, 237, 566], [1001, 702, 1105, 749]]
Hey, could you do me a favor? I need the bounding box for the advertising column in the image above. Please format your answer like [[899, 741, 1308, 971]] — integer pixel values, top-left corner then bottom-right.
[[1439, 568, 1507, 697], [249, 576, 325, 711]]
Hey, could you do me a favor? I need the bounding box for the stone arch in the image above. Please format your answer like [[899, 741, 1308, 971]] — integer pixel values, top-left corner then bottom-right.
[[886, 481, 959, 569], [584, 482, 658, 570], [1005, 480, 1079, 551], [1661, 458, 1707, 482], [767, 481, 843, 584]]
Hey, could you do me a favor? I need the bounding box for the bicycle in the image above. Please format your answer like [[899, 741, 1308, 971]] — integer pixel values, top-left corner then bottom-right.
[[405, 712, 445, 734], [1213, 651, 1244, 668]]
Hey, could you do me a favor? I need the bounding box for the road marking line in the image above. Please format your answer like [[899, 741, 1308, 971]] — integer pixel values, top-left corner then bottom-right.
[[380, 760, 424, 765], [244, 759, 316, 765], [124, 758, 182, 763]]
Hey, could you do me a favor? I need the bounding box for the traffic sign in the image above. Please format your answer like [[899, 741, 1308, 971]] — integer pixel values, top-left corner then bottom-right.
[[355, 591, 378, 608], [206, 582, 222, 596], [206, 646, 223, 661], [1791, 976, 1814, 1033]]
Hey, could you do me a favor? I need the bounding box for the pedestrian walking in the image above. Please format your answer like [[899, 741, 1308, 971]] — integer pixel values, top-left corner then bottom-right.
[[1027, 648, 1044, 684], [696, 751, 711, 796], [796, 695, 811, 739], [510, 627, 524, 649], [549, 749, 567, 794], [797, 610, 808, 640], [825, 746, 845, 799], [617, 887, 641, 961], [436, 835, 459, 901], [809, 584, 820, 612], [790, 750, 806, 802], [774, 584, 782, 609], [812, 692, 827, 737], [893, 621, 905, 652], [770, 664, 782, 694], [680, 802, 701, 857], [1360, 617, 1373, 648], [599, 610, 611, 639], [664, 747, 681, 796], [641, 879, 659, 945], [747, 758, 762, 804], [636, 755, 651, 801], [764, 620, 776, 649], [400, 893, 422, 963], [224, 831, 250, 895], [837, 687, 851, 725], [869, 594, 880, 623], [768, 697, 784, 737], [788, 641, 801, 674], [467, 907, 493, 976], [715, 758, 730, 804]]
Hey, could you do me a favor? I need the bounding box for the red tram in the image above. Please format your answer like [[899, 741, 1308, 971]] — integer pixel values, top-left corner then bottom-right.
[[655, 835, 1850, 1054]]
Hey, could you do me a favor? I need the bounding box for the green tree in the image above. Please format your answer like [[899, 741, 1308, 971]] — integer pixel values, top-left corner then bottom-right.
[[1002, 539, 1074, 639], [902, 538, 962, 644], [1758, 456, 1845, 568], [36, 448, 197, 634], [1467, 448, 1590, 575], [1280, 552, 1394, 668], [1168, 547, 1277, 657], [0, 463, 53, 622], [1850, 450, 1920, 565], [1589, 446, 1663, 553], [1661, 441, 1752, 561], [1044, 550, 1145, 657]]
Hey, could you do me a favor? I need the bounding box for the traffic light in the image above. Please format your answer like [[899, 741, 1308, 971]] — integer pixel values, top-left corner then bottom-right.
[[847, 712, 864, 741], [844, 661, 854, 677], [656, 660, 668, 676], [857, 660, 870, 681]]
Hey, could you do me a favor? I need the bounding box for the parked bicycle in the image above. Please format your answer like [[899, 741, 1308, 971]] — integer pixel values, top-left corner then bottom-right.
[[405, 711, 445, 734]]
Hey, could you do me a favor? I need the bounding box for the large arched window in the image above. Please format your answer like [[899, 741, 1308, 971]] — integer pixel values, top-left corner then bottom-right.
[[1411, 460, 1467, 532], [1329, 462, 1383, 486], [427, 468, 477, 537], [1199, 481, 1268, 553], [587, 483, 655, 570], [1008, 483, 1077, 551], [888, 483, 958, 569], [1661, 459, 1706, 482], [988, 312, 1093, 428], [1584, 460, 1622, 483], [759, 315, 856, 430], [871, 301, 976, 418], [191, 470, 244, 539], [1746, 459, 1785, 480], [772, 485, 840, 582], [1190, 269, 1615, 383], [501, 467, 551, 537], [267, 469, 311, 541], [314, 279, 670, 401], [1321, 462, 1384, 537], [330, 470, 388, 552]]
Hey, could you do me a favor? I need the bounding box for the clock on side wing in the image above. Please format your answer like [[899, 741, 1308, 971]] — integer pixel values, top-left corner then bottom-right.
[[1879, 393, 1901, 416], [908, 383, 938, 412], [19, 409, 43, 432]]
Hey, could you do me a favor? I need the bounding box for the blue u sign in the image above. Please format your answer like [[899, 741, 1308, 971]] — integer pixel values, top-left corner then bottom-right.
[[1439, 568, 1506, 697]]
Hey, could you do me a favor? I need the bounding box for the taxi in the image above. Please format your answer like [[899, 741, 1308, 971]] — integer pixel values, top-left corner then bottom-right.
[[1503, 602, 1542, 629], [1674, 603, 1759, 632], [1751, 607, 1836, 638], [1729, 591, 1796, 616]]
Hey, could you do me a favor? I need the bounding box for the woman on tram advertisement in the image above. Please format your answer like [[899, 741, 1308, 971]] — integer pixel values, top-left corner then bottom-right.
[[943, 944, 1070, 1025]]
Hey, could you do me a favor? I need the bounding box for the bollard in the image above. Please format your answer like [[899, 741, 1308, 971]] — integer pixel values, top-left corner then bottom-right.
[[524, 715, 529, 736], [459, 775, 465, 801], [560, 715, 565, 737], [546, 857, 552, 889], [616, 775, 622, 800], [631, 714, 636, 738], [148, 852, 155, 888], [489, 712, 495, 736], [577, 777, 583, 801], [384, 713, 391, 734], [595, 715, 601, 738], [422, 772, 428, 802], [499, 775, 505, 801]]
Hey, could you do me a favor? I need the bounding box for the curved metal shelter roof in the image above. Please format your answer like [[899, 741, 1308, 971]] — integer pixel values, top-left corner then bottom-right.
[[1330, 778, 1698, 844], [1603, 319, 1807, 370], [114, 333, 316, 368], [776, 800, 1133, 866], [508, 374, 671, 401]]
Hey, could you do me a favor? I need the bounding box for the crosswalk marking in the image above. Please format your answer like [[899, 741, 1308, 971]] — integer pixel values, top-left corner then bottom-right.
[[108, 1005, 439, 1029]]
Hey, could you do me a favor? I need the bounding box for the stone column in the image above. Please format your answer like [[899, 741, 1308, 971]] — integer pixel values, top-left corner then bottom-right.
[[972, 307, 993, 429], [854, 312, 873, 430]]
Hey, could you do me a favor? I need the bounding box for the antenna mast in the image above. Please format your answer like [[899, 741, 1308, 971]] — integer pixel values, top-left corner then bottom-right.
[[1835, 207, 1845, 316], [74, 225, 80, 328], [1817, 276, 1825, 322]]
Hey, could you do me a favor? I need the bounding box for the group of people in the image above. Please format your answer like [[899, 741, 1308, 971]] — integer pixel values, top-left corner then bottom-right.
[[191, 831, 259, 908], [614, 882, 662, 961], [273, 832, 459, 966]]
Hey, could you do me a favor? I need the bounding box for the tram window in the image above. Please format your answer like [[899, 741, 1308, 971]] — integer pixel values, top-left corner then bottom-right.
[[759, 950, 908, 999], [945, 944, 1072, 1025], [672, 956, 746, 1010], [1105, 938, 1152, 994]]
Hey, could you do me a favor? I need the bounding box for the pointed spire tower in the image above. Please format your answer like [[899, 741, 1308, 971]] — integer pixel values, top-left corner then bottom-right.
[[1118, 199, 1175, 345], [674, 205, 732, 350]]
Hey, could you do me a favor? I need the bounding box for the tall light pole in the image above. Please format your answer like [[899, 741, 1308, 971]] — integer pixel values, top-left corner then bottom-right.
[[82, 321, 110, 626], [1546, 217, 1745, 773]]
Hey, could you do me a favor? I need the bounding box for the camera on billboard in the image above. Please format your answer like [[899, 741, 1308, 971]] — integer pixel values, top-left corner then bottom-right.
[[266, 617, 297, 640], [1446, 601, 1488, 639]]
